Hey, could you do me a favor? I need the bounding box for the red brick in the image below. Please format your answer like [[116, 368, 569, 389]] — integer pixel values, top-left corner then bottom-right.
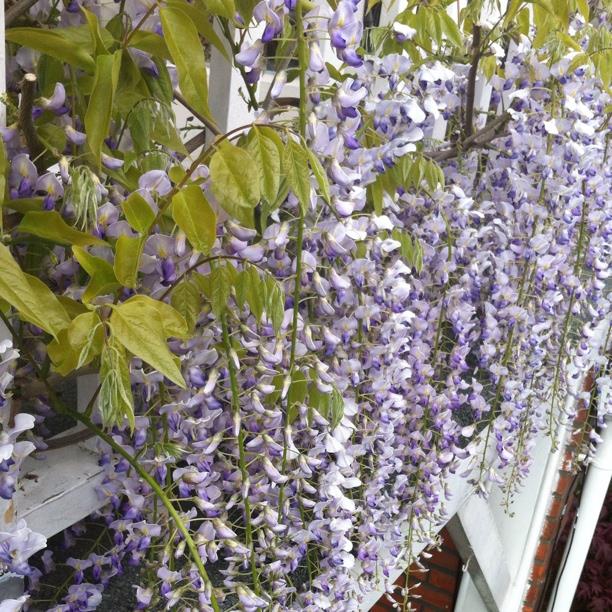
[[530, 561, 547, 582], [548, 494, 565, 518], [428, 570, 457, 593], [524, 591, 538, 606], [556, 471, 574, 492], [411, 584, 453, 610], [541, 517, 557, 540], [536, 541, 551, 562], [428, 549, 462, 573]]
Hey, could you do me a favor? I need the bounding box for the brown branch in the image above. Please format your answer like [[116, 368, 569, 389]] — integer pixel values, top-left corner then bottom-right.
[[426, 111, 511, 162], [18, 73, 45, 169], [464, 24, 482, 138], [173, 90, 222, 137], [5, 0, 39, 26], [43, 428, 94, 450]]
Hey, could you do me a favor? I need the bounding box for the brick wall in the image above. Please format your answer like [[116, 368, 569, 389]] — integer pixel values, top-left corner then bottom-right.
[[372, 527, 463, 612]]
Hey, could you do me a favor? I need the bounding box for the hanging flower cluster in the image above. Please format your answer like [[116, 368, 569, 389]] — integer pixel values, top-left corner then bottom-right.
[[0, 1, 609, 611]]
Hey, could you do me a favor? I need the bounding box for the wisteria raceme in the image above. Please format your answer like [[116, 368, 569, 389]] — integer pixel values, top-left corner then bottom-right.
[[0, 1, 609, 611]]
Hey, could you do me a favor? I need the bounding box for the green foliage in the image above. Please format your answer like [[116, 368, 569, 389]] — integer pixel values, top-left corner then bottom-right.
[[160, 6, 213, 123], [285, 368, 344, 428], [109, 295, 187, 388], [209, 142, 261, 227], [47, 310, 104, 375], [0, 243, 70, 338], [113, 235, 145, 288], [5, 28, 95, 71], [172, 185, 217, 254], [195, 262, 285, 332], [283, 140, 312, 214], [121, 191, 156, 234], [392, 229, 424, 273], [85, 51, 122, 166], [246, 126, 283, 205], [17, 211, 107, 246], [171, 280, 202, 334], [99, 336, 135, 430], [72, 245, 120, 303]]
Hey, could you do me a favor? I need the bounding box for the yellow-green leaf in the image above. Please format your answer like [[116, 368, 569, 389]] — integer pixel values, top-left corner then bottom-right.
[[284, 140, 311, 214], [73, 246, 120, 302], [110, 299, 186, 388], [306, 148, 331, 204], [172, 185, 216, 253], [99, 336, 135, 430], [122, 191, 156, 233], [171, 280, 201, 334], [18, 211, 107, 246], [246, 127, 282, 204], [5, 28, 95, 72], [209, 142, 260, 227], [81, 8, 109, 56], [0, 244, 69, 338], [85, 50, 122, 166], [160, 6, 212, 124], [47, 310, 104, 375], [114, 235, 145, 288], [121, 295, 189, 340]]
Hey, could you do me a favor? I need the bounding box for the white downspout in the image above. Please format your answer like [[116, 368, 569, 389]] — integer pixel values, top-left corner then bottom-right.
[[549, 412, 612, 612]]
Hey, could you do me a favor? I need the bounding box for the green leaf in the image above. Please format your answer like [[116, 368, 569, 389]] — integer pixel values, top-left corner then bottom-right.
[[236, 265, 265, 321], [110, 298, 186, 388], [128, 31, 171, 60], [5, 28, 95, 72], [329, 387, 344, 429], [122, 295, 189, 340], [81, 8, 109, 55], [283, 140, 311, 214], [392, 228, 424, 273], [439, 10, 463, 47], [195, 264, 238, 318], [0, 244, 69, 338], [209, 142, 260, 227], [576, 0, 589, 20], [47, 310, 104, 375], [368, 177, 384, 215], [114, 235, 145, 288], [246, 127, 282, 204], [287, 369, 308, 407], [172, 185, 216, 253], [203, 0, 236, 19], [24, 274, 72, 337], [85, 51, 122, 166], [72, 246, 120, 303], [171, 280, 201, 334], [265, 273, 284, 333], [160, 6, 213, 123], [169, 0, 229, 60], [99, 336, 135, 430], [306, 148, 331, 204], [308, 383, 344, 428], [122, 191, 156, 233], [18, 211, 107, 246]]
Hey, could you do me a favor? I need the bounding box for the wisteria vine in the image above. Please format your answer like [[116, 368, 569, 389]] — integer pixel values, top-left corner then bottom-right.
[[0, 0, 610, 611]]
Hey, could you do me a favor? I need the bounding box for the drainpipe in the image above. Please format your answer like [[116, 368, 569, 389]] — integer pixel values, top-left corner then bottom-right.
[[548, 411, 612, 612]]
